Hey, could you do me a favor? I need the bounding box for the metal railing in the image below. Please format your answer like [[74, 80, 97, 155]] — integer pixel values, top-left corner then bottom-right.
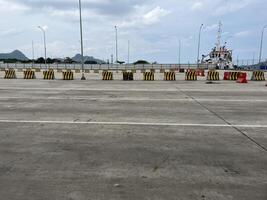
[[0, 63, 216, 70]]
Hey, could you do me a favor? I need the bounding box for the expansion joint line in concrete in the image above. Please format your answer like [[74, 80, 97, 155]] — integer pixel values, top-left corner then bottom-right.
[[175, 86, 267, 153]]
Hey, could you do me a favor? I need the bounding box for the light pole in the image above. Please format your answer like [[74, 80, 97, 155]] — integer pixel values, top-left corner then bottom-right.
[[38, 26, 47, 69], [178, 40, 181, 68], [197, 24, 204, 68], [78, 0, 86, 80], [259, 25, 267, 64], [127, 40, 130, 65], [32, 40, 35, 67], [115, 26, 118, 63]]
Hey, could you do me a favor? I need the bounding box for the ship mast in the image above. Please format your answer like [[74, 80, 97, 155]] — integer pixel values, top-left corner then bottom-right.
[[216, 21, 222, 51]]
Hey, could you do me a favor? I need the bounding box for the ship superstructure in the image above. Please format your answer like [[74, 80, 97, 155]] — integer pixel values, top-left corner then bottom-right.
[[201, 21, 233, 69]]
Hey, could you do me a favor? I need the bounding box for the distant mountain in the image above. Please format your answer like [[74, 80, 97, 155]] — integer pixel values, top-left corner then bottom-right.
[[72, 54, 105, 64], [0, 50, 29, 61]]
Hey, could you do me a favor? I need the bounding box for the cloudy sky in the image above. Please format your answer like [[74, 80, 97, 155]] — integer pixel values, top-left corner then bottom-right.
[[0, 0, 266, 63]]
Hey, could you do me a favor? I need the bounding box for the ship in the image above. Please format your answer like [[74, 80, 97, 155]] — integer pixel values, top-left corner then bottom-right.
[[201, 21, 234, 69]]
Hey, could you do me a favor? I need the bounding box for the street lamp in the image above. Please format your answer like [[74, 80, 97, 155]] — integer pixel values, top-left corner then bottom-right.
[[259, 25, 267, 64], [197, 24, 204, 68], [127, 40, 130, 65], [115, 26, 118, 63], [38, 26, 47, 69], [178, 40, 181, 68], [32, 40, 35, 67], [78, 0, 86, 80]]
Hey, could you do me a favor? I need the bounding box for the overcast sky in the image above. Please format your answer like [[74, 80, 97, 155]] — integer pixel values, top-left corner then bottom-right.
[[0, 0, 266, 63]]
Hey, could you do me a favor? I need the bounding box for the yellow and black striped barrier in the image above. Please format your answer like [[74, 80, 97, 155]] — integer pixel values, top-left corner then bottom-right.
[[164, 72, 176, 81], [24, 69, 36, 79], [102, 71, 113, 80], [185, 70, 197, 81], [251, 71, 265, 81], [143, 72, 154, 81], [4, 69, 16, 79], [224, 71, 239, 80], [207, 70, 220, 81], [229, 72, 239, 80], [62, 70, 74, 80], [43, 69, 55, 80], [123, 72, 134, 81]]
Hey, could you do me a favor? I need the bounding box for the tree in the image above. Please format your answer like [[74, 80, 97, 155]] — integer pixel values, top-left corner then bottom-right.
[[46, 58, 54, 64], [116, 60, 125, 65], [133, 60, 150, 65], [36, 57, 45, 64], [85, 60, 97, 64], [64, 57, 75, 64]]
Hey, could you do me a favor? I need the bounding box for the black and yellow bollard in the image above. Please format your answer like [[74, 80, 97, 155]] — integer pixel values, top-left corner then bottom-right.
[[164, 72, 176, 81], [43, 69, 55, 80], [62, 70, 74, 80], [143, 72, 154, 81], [4, 69, 16, 79], [229, 72, 239, 81], [24, 69, 36, 79], [102, 71, 113, 80], [251, 71, 265, 81], [123, 72, 134, 81], [185, 70, 197, 81], [207, 70, 220, 81]]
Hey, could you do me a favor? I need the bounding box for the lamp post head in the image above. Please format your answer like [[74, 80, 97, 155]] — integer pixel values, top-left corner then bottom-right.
[[199, 24, 204, 32], [38, 26, 45, 32]]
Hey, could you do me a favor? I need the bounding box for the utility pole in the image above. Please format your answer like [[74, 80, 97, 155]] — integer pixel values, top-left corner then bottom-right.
[[115, 26, 118, 63], [127, 40, 130, 64], [259, 25, 267, 64], [79, 0, 86, 80], [38, 26, 47, 69], [32, 40, 35, 67], [197, 24, 204, 68], [178, 40, 181, 68], [111, 54, 114, 64]]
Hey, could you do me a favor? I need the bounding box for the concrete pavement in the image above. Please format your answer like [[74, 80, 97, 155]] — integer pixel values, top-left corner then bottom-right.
[[0, 79, 266, 200]]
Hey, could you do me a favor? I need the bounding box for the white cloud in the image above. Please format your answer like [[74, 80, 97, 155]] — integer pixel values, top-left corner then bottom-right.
[[191, 2, 203, 11], [0, 0, 29, 13], [143, 6, 171, 25], [0, 28, 23, 37], [204, 24, 219, 32], [234, 30, 252, 37], [214, 0, 253, 15], [121, 6, 170, 28]]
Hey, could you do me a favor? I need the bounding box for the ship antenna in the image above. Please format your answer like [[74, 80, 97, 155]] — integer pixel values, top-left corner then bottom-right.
[[216, 21, 222, 50]]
